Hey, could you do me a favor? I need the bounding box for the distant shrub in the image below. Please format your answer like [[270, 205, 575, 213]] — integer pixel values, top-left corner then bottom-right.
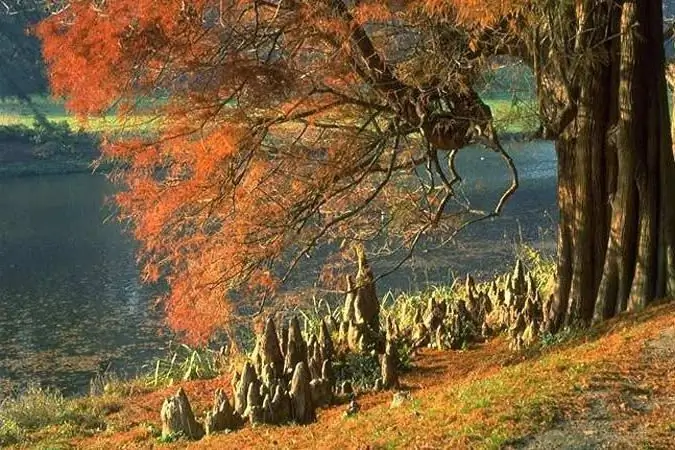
[[0, 118, 99, 157]]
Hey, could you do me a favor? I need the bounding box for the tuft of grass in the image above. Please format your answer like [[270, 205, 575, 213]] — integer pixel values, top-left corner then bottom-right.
[[156, 431, 184, 444], [0, 385, 69, 431], [539, 327, 585, 349], [295, 295, 342, 338], [0, 418, 23, 447], [333, 351, 382, 391], [89, 371, 151, 398], [144, 344, 225, 387], [0, 385, 107, 447]]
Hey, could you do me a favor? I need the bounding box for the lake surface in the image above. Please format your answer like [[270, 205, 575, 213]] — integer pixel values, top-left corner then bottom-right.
[[0, 174, 168, 395], [0, 140, 558, 394]]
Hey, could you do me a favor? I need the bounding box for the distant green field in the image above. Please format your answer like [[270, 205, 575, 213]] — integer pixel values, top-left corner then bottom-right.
[[0, 97, 159, 134], [0, 96, 539, 136], [486, 98, 538, 134], [0, 113, 158, 133]]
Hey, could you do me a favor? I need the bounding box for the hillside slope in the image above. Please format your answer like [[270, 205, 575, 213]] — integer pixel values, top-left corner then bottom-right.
[[48, 303, 674, 450], [9, 303, 673, 449]]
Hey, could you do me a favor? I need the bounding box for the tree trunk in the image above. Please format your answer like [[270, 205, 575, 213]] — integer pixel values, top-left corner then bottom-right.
[[548, 0, 675, 327]]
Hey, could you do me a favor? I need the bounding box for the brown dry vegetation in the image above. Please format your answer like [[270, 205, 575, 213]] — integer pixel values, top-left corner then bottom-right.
[[13, 303, 675, 450]]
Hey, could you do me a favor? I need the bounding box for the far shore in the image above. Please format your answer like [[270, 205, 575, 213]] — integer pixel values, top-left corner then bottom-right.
[[0, 130, 539, 179], [0, 135, 101, 178]]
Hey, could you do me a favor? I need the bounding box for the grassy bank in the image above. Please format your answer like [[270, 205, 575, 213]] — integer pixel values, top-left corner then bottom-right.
[[0, 96, 539, 178], [2, 302, 673, 449], [0, 97, 157, 134], [0, 97, 155, 178], [0, 97, 539, 135]]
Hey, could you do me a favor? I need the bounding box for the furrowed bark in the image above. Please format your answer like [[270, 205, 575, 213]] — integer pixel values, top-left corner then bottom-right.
[[595, 1, 639, 320]]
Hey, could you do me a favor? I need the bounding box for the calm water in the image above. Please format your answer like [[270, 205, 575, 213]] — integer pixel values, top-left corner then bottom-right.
[[0, 174, 168, 395], [0, 140, 558, 394]]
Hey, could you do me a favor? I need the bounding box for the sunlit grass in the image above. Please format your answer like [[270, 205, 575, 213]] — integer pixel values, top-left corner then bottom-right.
[[0, 384, 111, 447], [0, 96, 160, 134], [0, 113, 159, 134], [488, 98, 539, 134], [0, 96, 538, 135], [143, 344, 226, 388]]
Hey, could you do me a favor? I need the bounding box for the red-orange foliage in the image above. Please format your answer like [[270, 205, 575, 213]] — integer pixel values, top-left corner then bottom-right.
[[38, 0, 522, 343]]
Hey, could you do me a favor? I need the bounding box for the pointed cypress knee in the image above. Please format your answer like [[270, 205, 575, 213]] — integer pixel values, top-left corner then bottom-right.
[[308, 355, 322, 381], [261, 394, 275, 424], [512, 259, 526, 294], [284, 317, 307, 376], [321, 359, 335, 386], [343, 275, 357, 322], [160, 388, 204, 440], [424, 296, 444, 331], [319, 319, 334, 361], [245, 380, 264, 425], [204, 388, 240, 435], [234, 361, 257, 416], [279, 323, 289, 359], [271, 384, 292, 424], [352, 249, 380, 334], [381, 340, 399, 389], [289, 362, 316, 424], [310, 377, 333, 407], [260, 317, 284, 378], [347, 320, 364, 351], [230, 370, 240, 395]]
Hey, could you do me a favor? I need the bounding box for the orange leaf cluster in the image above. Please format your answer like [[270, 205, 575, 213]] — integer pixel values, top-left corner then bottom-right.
[[417, 0, 526, 26]]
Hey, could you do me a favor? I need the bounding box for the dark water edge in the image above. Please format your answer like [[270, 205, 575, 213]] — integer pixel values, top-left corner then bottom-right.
[[0, 159, 100, 179], [0, 140, 558, 395]]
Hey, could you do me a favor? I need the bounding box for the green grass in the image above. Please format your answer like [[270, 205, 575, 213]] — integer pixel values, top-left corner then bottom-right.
[[0, 97, 159, 134], [487, 98, 539, 134], [0, 96, 538, 136], [0, 385, 111, 447]]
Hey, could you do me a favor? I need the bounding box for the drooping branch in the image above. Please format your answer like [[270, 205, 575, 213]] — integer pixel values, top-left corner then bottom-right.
[[436, 138, 519, 247]]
